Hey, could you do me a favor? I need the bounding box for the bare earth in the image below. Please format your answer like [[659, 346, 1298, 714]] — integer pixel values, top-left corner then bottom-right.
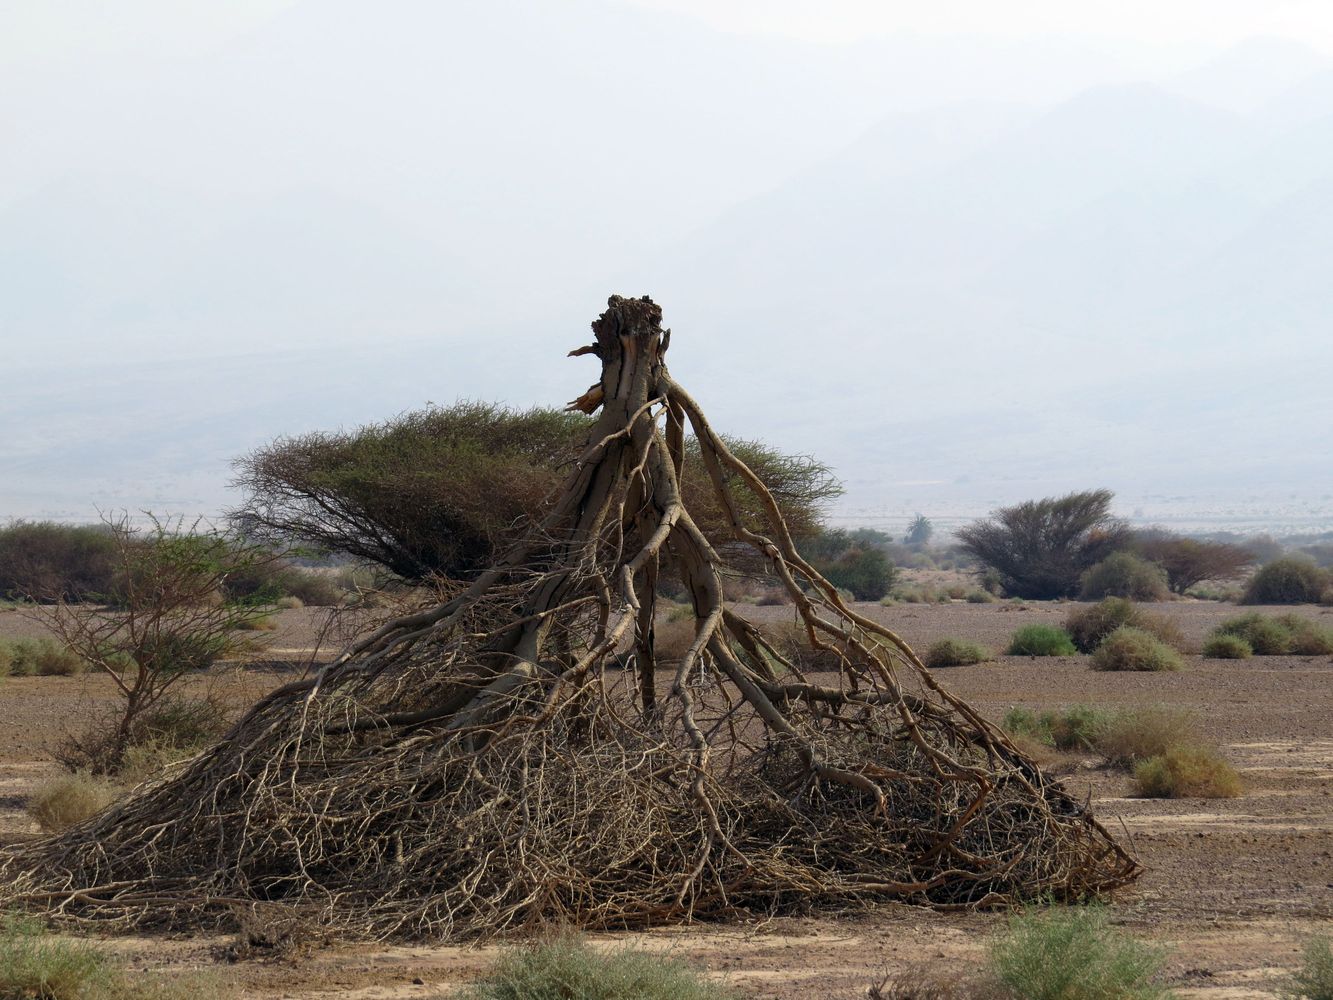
[[1, 600, 1330, 999]]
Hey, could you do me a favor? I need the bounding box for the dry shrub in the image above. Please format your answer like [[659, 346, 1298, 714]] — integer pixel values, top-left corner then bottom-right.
[[235, 614, 278, 632], [1006, 624, 1076, 657], [867, 966, 974, 1000], [1242, 556, 1330, 605], [0, 638, 86, 677], [762, 620, 847, 672], [1211, 612, 1333, 656], [923, 638, 991, 668], [1090, 628, 1182, 672], [1000, 706, 1110, 753], [1202, 634, 1252, 659], [966, 590, 996, 604], [1283, 935, 1333, 1000], [1078, 552, 1170, 602], [1065, 599, 1183, 654], [27, 773, 121, 832], [275, 595, 304, 610], [1093, 707, 1196, 768], [1134, 746, 1241, 798]]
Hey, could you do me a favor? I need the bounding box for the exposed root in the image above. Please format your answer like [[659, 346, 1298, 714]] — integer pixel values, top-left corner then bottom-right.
[[0, 295, 1139, 939]]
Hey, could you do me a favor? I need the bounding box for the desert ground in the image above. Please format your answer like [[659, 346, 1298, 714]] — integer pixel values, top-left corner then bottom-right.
[[1, 597, 1330, 999]]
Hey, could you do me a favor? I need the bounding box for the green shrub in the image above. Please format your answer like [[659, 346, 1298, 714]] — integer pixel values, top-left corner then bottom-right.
[[0, 520, 121, 602], [1079, 552, 1171, 602], [989, 906, 1172, 1000], [1000, 705, 1110, 752], [1091, 627, 1183, 672], [459, 935, 734, 1000], [1065, 598, 1184, 654], [0, 913, 113, 1000], [923, 638, 991, 668], [1007, 624, 1076, 657], [965, 589, 995, 603], [1242, 556, 1330, 605], [1283, 935, 1333, 1000], [1211, 612, 1333, 656], [1202, 633, 1252, 659], [1134, 746, 1242, 798], [27, 772, 121, 832], [0, 638, 86, 677], [1094, 706, 1197, 767]]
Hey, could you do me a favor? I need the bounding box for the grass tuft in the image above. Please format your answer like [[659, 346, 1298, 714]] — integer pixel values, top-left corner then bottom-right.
[[1202, 633, 1252, 659], [1134, 746, 1242, 799], [27, 772, 121, 832], [1211, 612, 1333, 657], [1006, 624, 1076, 657], [459, 935, 734, 1000], [1090, 627, 1183, 672], [1283, 935, 1333, 1000], [0, 638, 86, 677], [989, 906, 1173, 1000], [923, 638, 991, 668]]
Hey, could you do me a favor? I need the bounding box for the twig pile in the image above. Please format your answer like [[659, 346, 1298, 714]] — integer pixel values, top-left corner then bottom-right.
[[1, 296, 1139, 938]]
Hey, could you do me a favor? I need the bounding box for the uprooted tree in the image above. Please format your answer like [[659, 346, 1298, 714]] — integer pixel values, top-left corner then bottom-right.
[[1, 296, 1139, 938]]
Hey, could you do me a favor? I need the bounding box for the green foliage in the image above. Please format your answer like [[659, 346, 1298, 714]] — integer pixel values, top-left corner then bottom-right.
[[799, 529, 896, 601], [0, 638, 86, 677], [1001, 705, 1112, 752], [957, 489, 1131, 599], [1212, 612, 1333, 656], [1283, 936, 1333, 1000], [923, 638, 991, 668], [989, 906, 1173, 1000], [1064, 598, 1183, 654], [1134, 746, 1242, 798], [459, 935, 735, 1000], [1079, 552, 1170, 602], [232, 402, 841, 583], [0, 521, 121, 603], [1202, 634, 1252, 659], [1090, 627, 1183, 672], [1242, 556, 1331, 605], [1006, 624, 1077, 657], [903, 514, 933, 547]]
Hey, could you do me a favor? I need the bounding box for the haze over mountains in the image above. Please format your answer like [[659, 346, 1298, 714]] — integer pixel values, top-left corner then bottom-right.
[[2, 3, 1331, 534]]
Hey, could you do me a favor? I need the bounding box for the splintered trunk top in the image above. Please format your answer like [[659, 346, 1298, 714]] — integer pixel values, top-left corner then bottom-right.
[[0, 295, 1140, 940]]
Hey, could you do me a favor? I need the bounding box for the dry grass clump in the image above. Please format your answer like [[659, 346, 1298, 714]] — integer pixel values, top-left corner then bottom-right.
[[26, 773, 121, 832], [1090, 628, 1183, 672], [1065, 598, 1184, 654], [1094, 707, 1197, 768], [1202, 633, 1252, 659], [1210, 613, 1333, 656], [0, 638, 86, 677], [1133, 746, 1242, 799], [275, 595, 304, 610], [1006, 624, 1076, 657], [989, 906, 1173, 1000], [923, 638, 992, 668], [866, 966, 974, 1000], [1001, 706, 1111, 753], [234, 614, 279, 632], [459, 935, 735, 1000]]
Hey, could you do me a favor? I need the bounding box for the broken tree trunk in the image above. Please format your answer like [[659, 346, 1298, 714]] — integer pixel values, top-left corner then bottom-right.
[[1, 296, 1139, 938]]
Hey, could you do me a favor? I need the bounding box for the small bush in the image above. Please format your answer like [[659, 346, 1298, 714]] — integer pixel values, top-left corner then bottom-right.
[[0, 913, 113, 1000], [0, 638, 86, 677], [1079, 552, 1171, 602], [1007, 624, 1076, 657], [59, 696, 229, 777], [1242, 556, 1330, 605], [459, 935, 734, 1000], [1094, 706, 1197, 767], [1202, 633, 1252, 659], [924, 638, 991, 668], [275, 595, 304, 610], [1134, 745, 1242, 798], [1091, 627, 1183, 672], [1283, 935, 1333, 1000], [1212, 612, 1333, 656], [27, 772, 121, 831], [989, 906, 1172, 1000], [1000, 705, 1110, 752], [235, 614, 278, 632], [1065, 598, 1184, 654], [965, 589, 995, 603]]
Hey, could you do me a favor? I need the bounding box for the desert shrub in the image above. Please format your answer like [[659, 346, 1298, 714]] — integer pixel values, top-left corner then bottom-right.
[[965, 589, 995, 603], [275, 595, 304, 610], [1242, 556, 1330, 605], [1134, 746, 1241, 798], [235, 614, 278, 632], [1006, 624, 1076, 657], [1202, 633, 1252, 659], [1186, 581, 1243, 602], [1090, 627, 1183, 672], [0, 638, 86, 676], [867, 966, 969, 1000], [1000, 705, 1110, 752], [59, 695, 230, 778], [27, 772, 121, 832], [0, 913, 113, 1000], [1094, 706, 1197, 767], [1065, 598, 1136, 653], [890, 585, 944, 604], [221, 559, 347, 607], [923, 638, 991, 668], [459, 935, 734, 1000], [1133, 532, 1254, 595], [762, 621, 845, 673], [799, 530, 896, 601], [957, 489, 1131, 600], [1211, 612, 1333, 656], [0, 520, 122, 602], [1079, 552, 1171, 602], [1283, 935, 1333, 1000], [989, 906, 1172, 1000]]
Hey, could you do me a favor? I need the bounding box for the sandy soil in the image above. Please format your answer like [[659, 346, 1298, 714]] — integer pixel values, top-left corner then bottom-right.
[[1, 600, 1330, 998]]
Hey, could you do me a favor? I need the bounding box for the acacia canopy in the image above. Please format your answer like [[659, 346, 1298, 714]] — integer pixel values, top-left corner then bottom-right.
[[230, 401, 841, 581]]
